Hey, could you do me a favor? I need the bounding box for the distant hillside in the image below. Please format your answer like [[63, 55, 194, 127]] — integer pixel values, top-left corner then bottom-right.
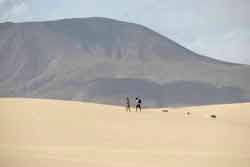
[[0, 17, 250, 107]]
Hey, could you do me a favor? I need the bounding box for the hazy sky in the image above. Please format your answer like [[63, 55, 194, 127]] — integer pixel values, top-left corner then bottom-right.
[[0, 0, 249, 64]]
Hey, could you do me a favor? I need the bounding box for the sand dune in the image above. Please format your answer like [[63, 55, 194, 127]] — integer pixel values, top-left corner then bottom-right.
[[0, 98, 250, 167]]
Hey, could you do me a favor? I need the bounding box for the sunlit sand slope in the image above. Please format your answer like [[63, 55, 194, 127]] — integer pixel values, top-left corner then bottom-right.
[[0, 98, 250, 167]]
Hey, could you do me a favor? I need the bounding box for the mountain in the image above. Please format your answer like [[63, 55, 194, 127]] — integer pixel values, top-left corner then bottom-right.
[[0, 17, 250, 107]]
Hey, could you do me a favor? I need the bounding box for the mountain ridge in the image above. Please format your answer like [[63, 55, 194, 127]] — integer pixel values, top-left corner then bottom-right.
[[0, 17, 250, 107], [0, 17, 245, 66]]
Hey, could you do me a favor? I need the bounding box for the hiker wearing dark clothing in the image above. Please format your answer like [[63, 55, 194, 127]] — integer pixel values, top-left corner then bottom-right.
[[126, 97, 131, 112], [135, 97, 142, 112]]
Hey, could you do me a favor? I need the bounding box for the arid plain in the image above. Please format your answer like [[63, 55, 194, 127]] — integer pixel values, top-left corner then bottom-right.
[[0, 98, 250, 167]]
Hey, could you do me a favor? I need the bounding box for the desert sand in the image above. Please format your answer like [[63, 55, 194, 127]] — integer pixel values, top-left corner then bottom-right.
[[0, 98, 250, 167]]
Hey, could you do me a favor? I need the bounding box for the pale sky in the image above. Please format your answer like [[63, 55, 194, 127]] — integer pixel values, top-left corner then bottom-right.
[[0, 0, 250, 64]]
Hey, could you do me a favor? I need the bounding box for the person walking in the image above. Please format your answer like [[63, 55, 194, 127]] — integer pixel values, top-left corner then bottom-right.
[[126, 97, 131, 112], [135, 97, 142, 112]]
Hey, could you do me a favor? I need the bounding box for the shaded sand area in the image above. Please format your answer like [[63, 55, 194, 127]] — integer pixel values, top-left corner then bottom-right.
[[0, 98, 250, 167]]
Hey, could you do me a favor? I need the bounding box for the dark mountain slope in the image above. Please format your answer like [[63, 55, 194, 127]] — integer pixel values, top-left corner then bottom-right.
[[0, 17, 250, 107]]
